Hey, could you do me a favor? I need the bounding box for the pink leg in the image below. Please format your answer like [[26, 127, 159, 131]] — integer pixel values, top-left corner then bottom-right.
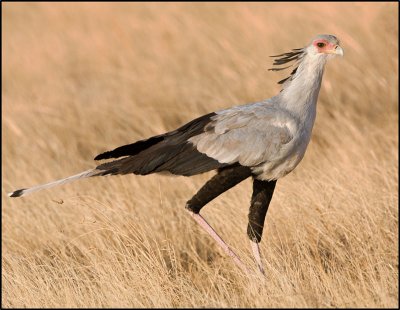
[[188, 211, 249, 273], [250, 240, 265, 275]]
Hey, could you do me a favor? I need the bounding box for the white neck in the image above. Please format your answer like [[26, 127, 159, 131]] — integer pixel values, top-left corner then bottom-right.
[[275, 53, 327, 126]]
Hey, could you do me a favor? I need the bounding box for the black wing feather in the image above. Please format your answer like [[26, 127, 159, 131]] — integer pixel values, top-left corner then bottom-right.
[[94, 135, 165, 160], [94, 112, 229, 176]]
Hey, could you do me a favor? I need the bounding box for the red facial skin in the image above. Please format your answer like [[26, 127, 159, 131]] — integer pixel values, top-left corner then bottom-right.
[[313, 39, 337, 54]]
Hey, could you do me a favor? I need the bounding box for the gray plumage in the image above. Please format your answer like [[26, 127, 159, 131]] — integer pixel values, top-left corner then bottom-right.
[[8, 34, 344, 275], [9, 34, 343, 198]]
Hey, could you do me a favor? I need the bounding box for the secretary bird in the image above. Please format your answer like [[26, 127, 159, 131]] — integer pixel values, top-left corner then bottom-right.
[[9, 34, 343, 274]]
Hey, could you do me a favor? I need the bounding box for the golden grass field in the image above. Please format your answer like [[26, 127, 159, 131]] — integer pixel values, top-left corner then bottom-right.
[[2, 2, 398, 308]]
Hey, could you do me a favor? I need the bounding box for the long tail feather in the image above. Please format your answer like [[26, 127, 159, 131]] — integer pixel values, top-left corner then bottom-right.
[[8, 169, 105, 198]]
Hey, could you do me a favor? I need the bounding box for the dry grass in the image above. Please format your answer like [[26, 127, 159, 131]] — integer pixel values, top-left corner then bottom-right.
[[2, 2, 398, 308]]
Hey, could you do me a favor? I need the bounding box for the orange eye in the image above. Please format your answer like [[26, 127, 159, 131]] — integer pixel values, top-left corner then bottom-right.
[[317, 42, 325, 48]]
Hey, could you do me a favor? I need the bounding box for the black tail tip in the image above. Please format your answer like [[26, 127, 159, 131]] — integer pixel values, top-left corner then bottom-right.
[[94, 152, 109, 161], [9, 189, 26, 198]]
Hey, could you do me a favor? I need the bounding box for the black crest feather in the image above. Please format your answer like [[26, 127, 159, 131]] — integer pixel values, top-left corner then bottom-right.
[[269, 48, 305, 85]]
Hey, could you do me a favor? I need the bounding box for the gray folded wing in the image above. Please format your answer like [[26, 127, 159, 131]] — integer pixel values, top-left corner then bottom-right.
[[94, 103, 295, 177], [189, 105, 295, 167]]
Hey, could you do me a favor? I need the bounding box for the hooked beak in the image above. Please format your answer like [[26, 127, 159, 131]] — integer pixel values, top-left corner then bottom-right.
[[326, 45, 344, 56], [334, 45, 344, 56]]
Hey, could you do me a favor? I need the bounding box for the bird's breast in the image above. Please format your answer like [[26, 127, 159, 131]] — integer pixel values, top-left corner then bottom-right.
[[251, 122, 314, 181]]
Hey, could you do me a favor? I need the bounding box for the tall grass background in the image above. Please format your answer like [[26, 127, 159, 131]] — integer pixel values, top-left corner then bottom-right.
[[3, 2, 398, 307]]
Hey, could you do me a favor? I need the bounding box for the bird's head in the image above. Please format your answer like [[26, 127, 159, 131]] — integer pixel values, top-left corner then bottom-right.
[[307, 34, 344, 58], [269, 34, 343, 85]]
